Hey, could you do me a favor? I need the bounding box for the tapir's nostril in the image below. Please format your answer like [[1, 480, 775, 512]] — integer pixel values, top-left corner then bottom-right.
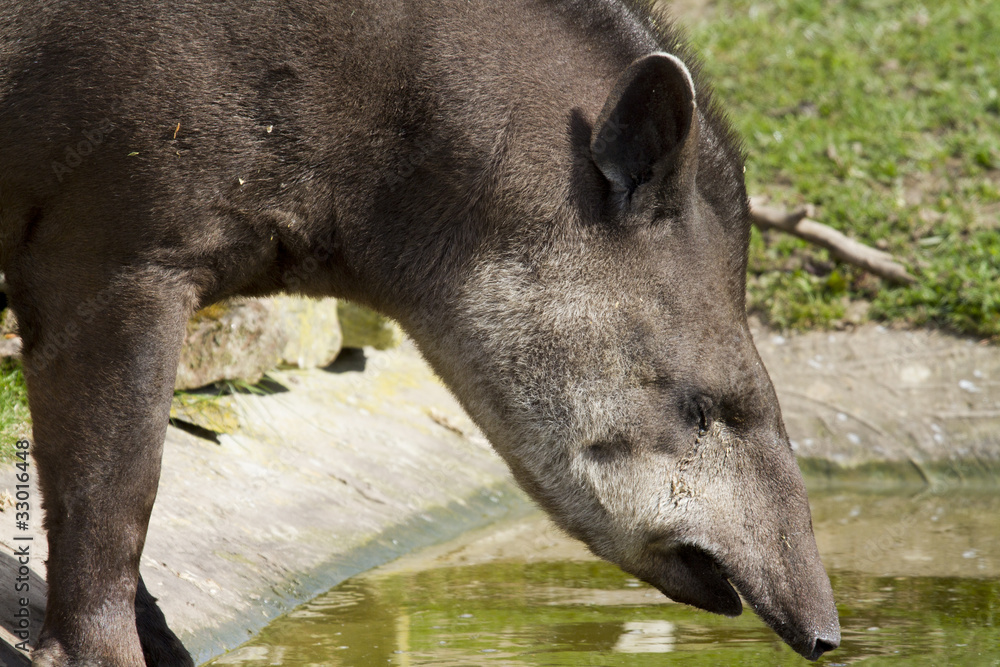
[[808, 635, 840, 661]]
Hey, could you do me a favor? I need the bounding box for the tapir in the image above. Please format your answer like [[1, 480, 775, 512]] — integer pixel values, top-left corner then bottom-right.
[[0, 0, 840, 663]]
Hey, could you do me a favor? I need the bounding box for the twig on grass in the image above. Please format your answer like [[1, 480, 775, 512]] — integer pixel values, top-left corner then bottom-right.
[[750, 197, 917, 285]]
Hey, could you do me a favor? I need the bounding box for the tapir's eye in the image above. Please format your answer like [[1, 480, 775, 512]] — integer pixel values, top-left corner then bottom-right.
[[686, 395, 715, 436]]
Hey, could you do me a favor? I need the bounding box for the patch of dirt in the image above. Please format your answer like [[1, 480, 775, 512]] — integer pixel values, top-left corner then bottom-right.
[[752, 319, 1000, 481]]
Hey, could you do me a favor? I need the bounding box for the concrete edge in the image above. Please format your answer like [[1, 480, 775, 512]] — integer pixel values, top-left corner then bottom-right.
[[799, 457, 1000, 488], [0, 480, 533, 667], [184, 480, 532, 664]]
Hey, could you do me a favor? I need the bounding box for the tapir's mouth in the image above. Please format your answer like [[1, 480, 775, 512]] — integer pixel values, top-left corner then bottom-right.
[[641, 542, 743, 618]]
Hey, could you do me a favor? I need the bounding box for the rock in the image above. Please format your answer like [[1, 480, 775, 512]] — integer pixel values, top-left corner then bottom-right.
[[175, 297, 343, 391], [271, 295, 342, 369], [0, 336, 20, 359], [176, 301, 285, 390], [750, 318, 1000, 482], [170, 393, 239, 434], [337, 301, 403, 350], [0, 295, 343, 389], [0, 309, 20, 359], [1, 307, 16, 336]]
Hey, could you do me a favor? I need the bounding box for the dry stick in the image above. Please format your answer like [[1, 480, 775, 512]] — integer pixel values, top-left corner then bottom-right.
[[749, 197, 917, 285]]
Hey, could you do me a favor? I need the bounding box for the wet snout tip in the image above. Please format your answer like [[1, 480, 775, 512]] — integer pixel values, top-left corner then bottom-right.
[[807, 632, 840, 661]]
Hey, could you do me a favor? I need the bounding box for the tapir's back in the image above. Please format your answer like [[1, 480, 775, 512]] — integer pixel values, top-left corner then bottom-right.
[[0, 0, 749, 310], [0, 0, 407, 293], [0, 0, 657, 294], [1, 1, 344, 188]]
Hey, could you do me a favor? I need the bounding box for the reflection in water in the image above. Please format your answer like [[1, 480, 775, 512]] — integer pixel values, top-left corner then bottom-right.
[[205, 486, 1000, 666], [613, 620, 676, 653]]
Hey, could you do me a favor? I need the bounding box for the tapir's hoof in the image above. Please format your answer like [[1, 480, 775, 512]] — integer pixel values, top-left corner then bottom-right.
[[29, 642, 70, 667], [31, 635, 193, 667]]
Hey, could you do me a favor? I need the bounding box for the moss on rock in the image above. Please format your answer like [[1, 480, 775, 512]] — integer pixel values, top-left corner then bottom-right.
[[337, 301, 402, 350]]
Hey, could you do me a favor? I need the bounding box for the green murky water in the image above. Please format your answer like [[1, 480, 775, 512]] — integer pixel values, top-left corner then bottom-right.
[[206, 485, 1000, 666]]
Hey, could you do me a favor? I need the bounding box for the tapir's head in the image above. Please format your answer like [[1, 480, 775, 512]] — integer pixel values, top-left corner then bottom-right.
[[398, 52, 839, 660]]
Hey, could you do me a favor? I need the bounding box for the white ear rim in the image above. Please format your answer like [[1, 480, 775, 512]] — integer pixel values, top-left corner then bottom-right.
[[652, 51, 697, 108]]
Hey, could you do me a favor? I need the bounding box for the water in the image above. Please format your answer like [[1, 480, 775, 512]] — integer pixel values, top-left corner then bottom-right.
[[206, 485, 1000, 666]]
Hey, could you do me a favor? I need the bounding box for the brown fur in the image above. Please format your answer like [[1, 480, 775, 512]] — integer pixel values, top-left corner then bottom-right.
[[0, 0, 839, 663]]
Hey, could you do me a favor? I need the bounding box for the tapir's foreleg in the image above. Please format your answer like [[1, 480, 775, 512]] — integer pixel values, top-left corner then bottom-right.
[[11, 263, 195, 666]]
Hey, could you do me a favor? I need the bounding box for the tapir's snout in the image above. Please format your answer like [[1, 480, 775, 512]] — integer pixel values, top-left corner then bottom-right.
[[808, 633, 841, 661], [733, 566, 841, 661], [635, 535, 840, 660], [781, 608, 841, 661], [732, 491, 841, 662], [775, 597, 841, 661], [711, 485, 841, 662], [590, 415, 841, 661]]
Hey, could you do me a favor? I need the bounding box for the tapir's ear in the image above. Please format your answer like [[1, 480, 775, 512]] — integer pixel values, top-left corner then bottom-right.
[[591, 52, 697, 200]]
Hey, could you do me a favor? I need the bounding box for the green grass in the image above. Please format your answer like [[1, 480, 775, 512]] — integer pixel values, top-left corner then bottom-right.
[[0, 359, 31, 461], [683, 0, 1000, 339]]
